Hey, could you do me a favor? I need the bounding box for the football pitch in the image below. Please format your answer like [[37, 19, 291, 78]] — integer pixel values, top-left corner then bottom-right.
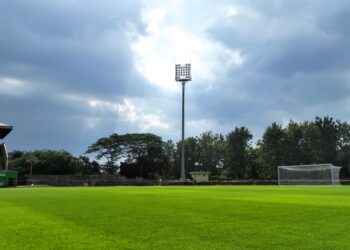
[[1, 186, 349, 249]]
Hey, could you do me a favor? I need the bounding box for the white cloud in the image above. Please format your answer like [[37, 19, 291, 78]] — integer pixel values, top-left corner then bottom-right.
[[263, 110, 297, 128], [87, 98, 169, 131], [0, 77, 32, 96], [226, 5, 259, 19], [82, 116, 103, 129], [227, 6, 238, 17], [141, 7, 167, 33], [116, 99, 170, 131], [129, 3, 245, 93], [187, 119, 232, 137]]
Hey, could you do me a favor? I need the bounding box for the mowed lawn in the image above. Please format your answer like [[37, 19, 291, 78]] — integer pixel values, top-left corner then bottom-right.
[[1, 186, 350, 249]]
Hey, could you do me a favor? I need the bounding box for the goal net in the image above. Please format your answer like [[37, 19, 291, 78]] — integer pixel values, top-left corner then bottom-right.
[[278, 164, 342, 185]]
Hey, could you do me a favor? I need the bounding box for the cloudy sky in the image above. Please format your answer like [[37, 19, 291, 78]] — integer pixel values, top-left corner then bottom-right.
[[1, 0, 350, 155]]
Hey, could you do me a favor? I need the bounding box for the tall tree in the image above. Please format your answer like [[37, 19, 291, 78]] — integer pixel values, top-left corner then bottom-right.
[[284, 120, 303, 165], [225, 127, 252, 179], [314, 116, 338, 163], [247, 147, 260, 179], [197, 132, 226, 175], [299, 121, 322, 164], [76, 156, 101, 175], [120, 133, 163, 163], [85, 134, 123, 174], [258, 123, 286, 178], [163, 140, 177, 178], [180, 137, 201, 175], [336, 121, 350, 178], [86, 133, 168, 178]]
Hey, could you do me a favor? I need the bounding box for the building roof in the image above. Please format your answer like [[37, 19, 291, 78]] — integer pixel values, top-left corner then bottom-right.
[[0, 123, 13, 139]]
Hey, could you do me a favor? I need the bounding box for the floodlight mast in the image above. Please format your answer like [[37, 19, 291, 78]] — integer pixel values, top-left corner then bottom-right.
[[180, 81, 186, 180], [175, 63, 192, 181]]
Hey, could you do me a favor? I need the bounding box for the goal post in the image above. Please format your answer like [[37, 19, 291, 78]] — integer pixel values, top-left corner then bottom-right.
[[278, 164, 342, 185]]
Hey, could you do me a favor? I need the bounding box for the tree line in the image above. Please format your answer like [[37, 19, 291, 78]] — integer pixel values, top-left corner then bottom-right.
[[9, 150, 101, 180], [8, 116, 350, 179]]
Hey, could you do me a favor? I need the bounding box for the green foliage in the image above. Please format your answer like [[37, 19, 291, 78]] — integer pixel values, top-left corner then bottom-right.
[[314, 116, 339, 163], [162, 140, 177, 177], [1, 186, 350, 249], [85, 134, 124, 174], [225, 127, 252, 178], [85, 116, 350, 180], [87, 133, 170, 178], [181, 136, 200, 175], [8, 150, 100, 176], [8, 116, 350, 180], [76, 156, 101, 175], [257, 117, 350, 179], [258, 123, 286, 178], [197, 132, 226, 175], [175, 132, 226, 178]]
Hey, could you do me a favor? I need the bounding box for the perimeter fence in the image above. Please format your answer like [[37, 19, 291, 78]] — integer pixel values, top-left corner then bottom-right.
[[22, 175, 350, 186], [26, 175, 278, 186]]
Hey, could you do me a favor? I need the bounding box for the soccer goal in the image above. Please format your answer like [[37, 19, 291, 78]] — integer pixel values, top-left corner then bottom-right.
[[278, 164, 342, 185]]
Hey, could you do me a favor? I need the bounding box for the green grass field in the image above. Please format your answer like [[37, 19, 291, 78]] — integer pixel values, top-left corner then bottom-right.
[[1, 186, 349, 249]]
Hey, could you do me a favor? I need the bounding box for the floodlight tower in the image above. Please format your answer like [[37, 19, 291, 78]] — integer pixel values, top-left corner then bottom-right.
[[175, 63, 192, 181]]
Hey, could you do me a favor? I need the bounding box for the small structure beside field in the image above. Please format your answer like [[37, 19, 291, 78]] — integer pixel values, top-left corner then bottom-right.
[[190, 172, 210, 182]]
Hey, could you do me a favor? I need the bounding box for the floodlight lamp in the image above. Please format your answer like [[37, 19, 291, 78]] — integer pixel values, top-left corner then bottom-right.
[[175, 63, 192, 82]]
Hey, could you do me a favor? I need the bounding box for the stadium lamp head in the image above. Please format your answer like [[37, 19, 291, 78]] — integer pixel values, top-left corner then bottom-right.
[[175, 63, 192, 82]]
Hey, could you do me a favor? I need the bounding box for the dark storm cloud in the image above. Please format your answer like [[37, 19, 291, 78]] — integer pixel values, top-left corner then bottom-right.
[[0, 0, 146, 98], [2, 0, 350, 153], [199, 0, 350, 136], [0, 0, 149, 154]]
